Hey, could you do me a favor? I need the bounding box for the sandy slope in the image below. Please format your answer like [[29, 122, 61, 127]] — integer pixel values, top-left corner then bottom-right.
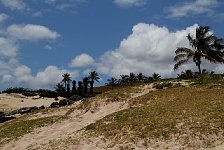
[[1, 84, 154, 150], [0, 93, 63, 112], [4, 82, 222, 150]]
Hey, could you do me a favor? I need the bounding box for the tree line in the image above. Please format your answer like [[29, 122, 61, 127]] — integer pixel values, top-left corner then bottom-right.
[[55, 71, 100, 97]]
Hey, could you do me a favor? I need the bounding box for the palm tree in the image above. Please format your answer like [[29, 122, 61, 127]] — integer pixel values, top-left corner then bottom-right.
[[137, 73, 145, 82], [89, 71, 100, 94], [152, 73, 161, 80], [107, 77, 118, 89], [61, 73, 72, 92], [174, 26, 224, 74], [119, 75, 129, 85], [129, 72, 136, 85], [54, 83, 65, 94]]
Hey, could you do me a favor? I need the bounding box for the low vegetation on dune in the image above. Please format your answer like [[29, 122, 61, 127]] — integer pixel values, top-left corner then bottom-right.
[[0, 116, 62, 145], [85, 84, 224, 148]]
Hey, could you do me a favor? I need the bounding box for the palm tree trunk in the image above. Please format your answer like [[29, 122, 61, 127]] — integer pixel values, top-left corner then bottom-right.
[[197, 63, 201, 75], [90, 80, 94, 94]]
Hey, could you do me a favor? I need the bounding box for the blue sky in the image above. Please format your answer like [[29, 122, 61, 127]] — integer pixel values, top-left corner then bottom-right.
[[0, 0, 224, 90]]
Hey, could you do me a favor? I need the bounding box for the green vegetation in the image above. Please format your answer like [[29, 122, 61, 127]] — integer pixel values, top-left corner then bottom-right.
[[85, 85, 224, 148], [0, 116, 62, 145]]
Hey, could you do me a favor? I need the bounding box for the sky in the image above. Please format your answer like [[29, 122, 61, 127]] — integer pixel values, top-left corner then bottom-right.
[[0, 0, 224, 91]]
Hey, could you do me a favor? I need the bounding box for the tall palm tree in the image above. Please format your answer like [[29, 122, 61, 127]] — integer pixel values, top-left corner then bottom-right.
[[152, 73, 161, 80], [174, 26, 224, 74], [89, 71, 100, 94], [119, 75, 129, 85], [61, 73, 72, 92], [129, 72, 136, 85], [137, 73, 145, 82], [107, 77, 118, 89]]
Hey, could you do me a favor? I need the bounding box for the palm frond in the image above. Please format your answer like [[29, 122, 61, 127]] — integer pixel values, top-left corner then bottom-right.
[[196, 26, 210, 39], [174, 59, 189, 70], [174, 54, 188, 61], [187, 34, 197, 48], [202, 50, 224, 63], [175, 47, 194, 55], [211, 38, 224, 51]]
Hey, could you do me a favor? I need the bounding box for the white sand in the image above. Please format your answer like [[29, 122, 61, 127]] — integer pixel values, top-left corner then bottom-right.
[[0, 93, 61, 112]]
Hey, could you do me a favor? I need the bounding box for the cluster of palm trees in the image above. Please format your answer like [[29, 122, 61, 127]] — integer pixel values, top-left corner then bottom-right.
[[54, 71, 100, 97], [107, 72, 161, 89], [174, 25, 224, 74]]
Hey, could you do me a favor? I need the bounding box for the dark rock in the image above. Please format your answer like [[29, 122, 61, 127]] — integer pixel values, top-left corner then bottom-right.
[[0, 116, 16, 123], [68, 95, 82, 102], [39, 105, 45, 109], [30, 106, 39, 112], [67, 100, 75, 105], [18, 107, 32, 115], [7, 110, 18, 116], [59, 99, 68, 106], [22, 92, 38, 97], [49, 102, 59, 108]]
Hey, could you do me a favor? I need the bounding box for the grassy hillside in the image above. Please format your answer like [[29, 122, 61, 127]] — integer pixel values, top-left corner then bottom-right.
[[1, 78, 224, 149], [85, 85, 224, 148]]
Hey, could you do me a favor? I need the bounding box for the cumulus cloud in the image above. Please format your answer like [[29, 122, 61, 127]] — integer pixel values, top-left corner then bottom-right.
[[69, 53, 95, 68], [7, 24, 60, 41], [3, 65, 79, 89], [0, 23, 62, 90], [114, 0, 148, 7], [0, 0, 27, 11], [31, 66, 79, 89], [0, 37, 18, 57], [96, 23, 198, 78], [96, 23, 224, 78], [167, 0, 218, 18], [0, 13, 8, 23]]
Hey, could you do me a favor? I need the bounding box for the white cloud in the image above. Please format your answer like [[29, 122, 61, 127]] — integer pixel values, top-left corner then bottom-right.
[[32, 66, 79, 89], [0, 13, 8, 23], [114, 0, 148, 7], [168, 0, 218, 18], [0, 0, 27, 11], [7, 24, 60, 41], [96, 23, 198, 78], [0, 37, 18, 57], [69, 53, 95, 68], [83, 68, 91, 76], [96, 23, 224, 78], [2, 74, 13, 83], [44, 45, 53, 50], [33, 11, 43, 17], [2, 65, 79, 89], [0, 23, 62, 90]]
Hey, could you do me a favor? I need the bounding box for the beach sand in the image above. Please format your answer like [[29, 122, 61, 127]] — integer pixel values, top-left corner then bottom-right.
[[0, 93, 62, 112]]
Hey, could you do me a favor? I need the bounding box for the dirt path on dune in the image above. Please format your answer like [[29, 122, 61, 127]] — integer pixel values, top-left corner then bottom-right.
[[1, 84, 154, 150]]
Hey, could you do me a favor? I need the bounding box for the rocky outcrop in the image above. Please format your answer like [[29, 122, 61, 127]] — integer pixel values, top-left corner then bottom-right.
[[0, 106, 46, 123], [49, 102, 59, 108], [68, 95, 82, 102]]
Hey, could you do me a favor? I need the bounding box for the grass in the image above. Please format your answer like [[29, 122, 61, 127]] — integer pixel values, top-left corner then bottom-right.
[[77, 85, 144, 111], [0, 115, 63, 146], [85, 85, 224, 148]]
